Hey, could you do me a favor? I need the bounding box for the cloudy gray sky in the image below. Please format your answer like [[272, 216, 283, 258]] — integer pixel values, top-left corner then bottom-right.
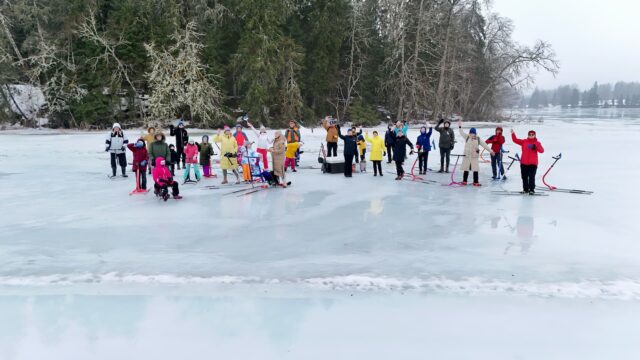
[[492, 0, 640, 90]]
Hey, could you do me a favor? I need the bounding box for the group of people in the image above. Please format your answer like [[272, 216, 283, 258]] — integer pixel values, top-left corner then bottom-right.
[[105, 115, 545, 199], [320, 117, 545, 194]]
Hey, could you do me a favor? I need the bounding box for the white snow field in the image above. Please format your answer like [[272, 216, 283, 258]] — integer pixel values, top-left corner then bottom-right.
[[1, 108, 639, 359]]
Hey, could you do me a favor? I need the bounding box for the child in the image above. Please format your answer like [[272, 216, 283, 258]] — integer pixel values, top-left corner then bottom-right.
[[199, 135, 215, 178], [284, 141, 301, 172], [183, 139, 201, 182], [152, 157, 182, 200], [458, 121, 494, 186], [511, 129, 544, 194], [357, 134, 367, 172], [416, 126, 433, 175], [127, 138, 149, 190], [169, 144, 179, 176], [486, 127, 506, 179], [364, 131, 385, 177], [241, 142, 261, 182]]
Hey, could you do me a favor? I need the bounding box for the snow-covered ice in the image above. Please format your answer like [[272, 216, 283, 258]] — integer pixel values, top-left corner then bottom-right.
[[1, 108, 639, 359]]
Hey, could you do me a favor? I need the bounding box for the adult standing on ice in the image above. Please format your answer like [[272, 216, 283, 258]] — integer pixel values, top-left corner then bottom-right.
[[143, 127, 156, 174], [365, 130, 385, 177], [511, 129, 545, 195], [248, 122, 272, 169], [105, 123, 129, 178], [169, 116, 189, 170], [458, 121, 494, 186], [321, 116, 339, 157], [270, 131, 287, 187], [213, 126, 241, 184], [391, 129, 414, 180], [435, 119, 455, 173], [336, 124, 358, 178], [149, 132, 171, 174]]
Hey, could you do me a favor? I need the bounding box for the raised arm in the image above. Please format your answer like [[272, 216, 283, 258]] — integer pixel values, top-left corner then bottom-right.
[[337, 125, 345, 140], [511, 130, 523, 145]]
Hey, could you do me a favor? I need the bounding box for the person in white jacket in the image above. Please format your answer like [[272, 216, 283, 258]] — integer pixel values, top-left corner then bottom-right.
[[248, 122, 273, 170], [105, 123, 129, 178]]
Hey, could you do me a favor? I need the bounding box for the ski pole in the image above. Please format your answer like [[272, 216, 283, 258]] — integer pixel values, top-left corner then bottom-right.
[[542, 153, 562, 190]]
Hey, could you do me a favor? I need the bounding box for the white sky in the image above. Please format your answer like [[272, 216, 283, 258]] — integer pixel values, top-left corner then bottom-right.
[[492, 0, 640, 90]]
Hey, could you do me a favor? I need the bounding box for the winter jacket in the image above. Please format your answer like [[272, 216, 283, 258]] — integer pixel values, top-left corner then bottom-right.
[[357, 137, 366, 156], [148, 133, 171, 165], [250, 128, 272, 149], [435, 122, 455, 149], [322, 119, 339, 143], [198, 142, 214, 166], [512, 132, 544, 166], [169, 149, 179, 164], [364, 134, 385, 161], [384, 129, 395, 147], [184, 143, 199, 164], [271, 136, 286, 178], [337, 126, 358, 156], [392, 133, 414, 163], [126, 139, 149, 172], [416, 128, 433, 152], [486, 133, 506, 153], [143, 132, 156, 150], [285, 127, 301, 143], [152, 157, 174, 185], [285, 142, 300, 159], [460, 128, 492, 172], [393, 123, 409, 136], [233, 130, 249, 147], [105, 130, 129, 154], [169, 125, 189, 149], [241, 149, 260, 172], [213, 133, 239, 170]]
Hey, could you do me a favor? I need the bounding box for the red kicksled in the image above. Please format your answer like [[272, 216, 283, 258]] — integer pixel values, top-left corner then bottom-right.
[[129, 169, 149, 196]]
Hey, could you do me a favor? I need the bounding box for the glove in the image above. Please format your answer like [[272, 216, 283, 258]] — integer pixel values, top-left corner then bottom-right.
[[383, 151, 387, 156], [528, 144, 536, 150], [105, 147, 109, 152], [140, 160, 148, 167], [121, 146, 125, 151]]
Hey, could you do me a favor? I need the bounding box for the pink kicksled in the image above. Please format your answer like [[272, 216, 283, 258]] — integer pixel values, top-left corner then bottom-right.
[[129, 169, 149, 196]]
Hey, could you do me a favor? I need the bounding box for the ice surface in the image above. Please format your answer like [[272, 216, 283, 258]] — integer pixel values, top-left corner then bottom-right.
[[0, 108, 639, 358]]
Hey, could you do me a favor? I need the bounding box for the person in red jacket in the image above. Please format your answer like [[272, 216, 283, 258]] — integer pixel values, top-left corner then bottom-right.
[[152, 157, 182, 201], [486, 127, 506, 179], [127, 138, 149, 190], [511, 129, 545, 195]]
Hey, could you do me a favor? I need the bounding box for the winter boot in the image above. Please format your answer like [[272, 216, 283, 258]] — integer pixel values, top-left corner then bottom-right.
[[473, 183, 482, 187], [111, 167, 117, 177], [121, 167, 128, 177], [461, 181, 468, 186]]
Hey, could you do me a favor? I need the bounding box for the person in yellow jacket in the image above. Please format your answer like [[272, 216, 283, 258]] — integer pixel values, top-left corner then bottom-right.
[[365, 130, 385, 176], [213, 126, 241, 184], [143, 126, 156, 174], [284, 141, 301, 172]]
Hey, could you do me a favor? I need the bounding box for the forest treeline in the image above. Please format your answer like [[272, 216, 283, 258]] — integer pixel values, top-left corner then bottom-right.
[[0, 0, 557, 128]]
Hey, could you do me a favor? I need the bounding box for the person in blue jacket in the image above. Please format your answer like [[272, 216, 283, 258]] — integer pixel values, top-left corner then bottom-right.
[[416, 125, 433, 175]]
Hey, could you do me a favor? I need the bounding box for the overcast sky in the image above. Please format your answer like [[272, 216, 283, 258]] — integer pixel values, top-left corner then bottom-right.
[[492, 0, 640, 90]]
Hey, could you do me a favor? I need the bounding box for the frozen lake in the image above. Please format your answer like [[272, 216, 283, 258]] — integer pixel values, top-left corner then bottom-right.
[[1, 107, 639, 359]]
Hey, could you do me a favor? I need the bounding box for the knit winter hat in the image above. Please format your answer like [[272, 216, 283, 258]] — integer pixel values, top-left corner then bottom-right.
[[202, 135, 209, 142], [469, 128, 477, 135], [528, 130, 536, 136], [112, 123, 121, 129], [235, 123, 242, 128], [223, 125, 231, 132], [177, 120, 184, 127], [188, 139, 195, 144]]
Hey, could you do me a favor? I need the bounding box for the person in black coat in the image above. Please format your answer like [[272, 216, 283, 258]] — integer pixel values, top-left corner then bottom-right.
[[337, 124, 358, 177], [169, 117, 189, 169], [392, 130, 414, 180], [384, 124, 395, 164]]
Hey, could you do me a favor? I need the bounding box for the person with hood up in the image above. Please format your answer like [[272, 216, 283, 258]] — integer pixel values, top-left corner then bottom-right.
[[143, 127, 156, 174], [384, 124, 395, 163], [511, 129, 545, 194], [435, 119, 455, 173], [391, 129, 414, 180], [458, 121, 494, 186], [105, 123, 129, 178], [199, 135, 215, 178], [149, 132, 171, 173], [213, 126, 241, 184], [169, 116, 189, 169], [321, 116, 339, 157], [248, 122, 272, 169], [127, 138, 149, 189], [486, 127, 506, 179], [269, 131, 287, 187], [152, 157, 182, 201], [183, 139, 201, 182], [364, 130, 385, 177], [337, 124, 358, 177], [416, 125, 433, 175]]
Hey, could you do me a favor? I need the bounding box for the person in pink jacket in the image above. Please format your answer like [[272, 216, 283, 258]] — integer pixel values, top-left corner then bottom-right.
[[183, 139, 201, 182], [153, 157, 182, 200], [511, 129, 545, 194]]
